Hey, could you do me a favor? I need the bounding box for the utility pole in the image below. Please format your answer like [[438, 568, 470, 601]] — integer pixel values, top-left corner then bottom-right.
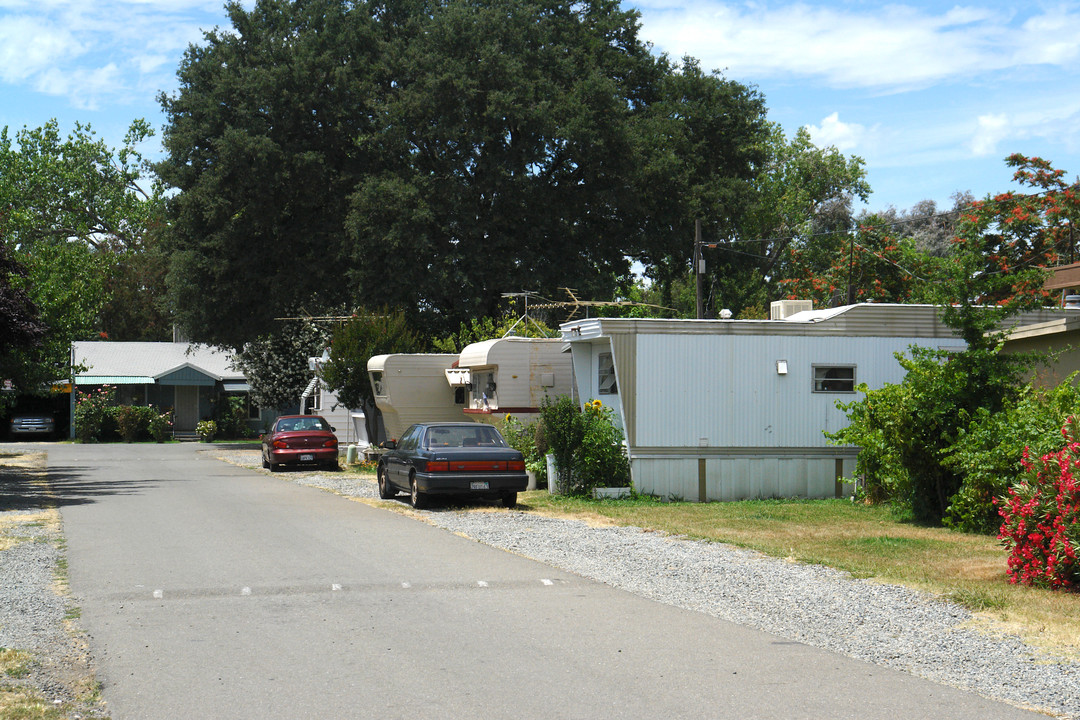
[[695, 219, 703, 319]]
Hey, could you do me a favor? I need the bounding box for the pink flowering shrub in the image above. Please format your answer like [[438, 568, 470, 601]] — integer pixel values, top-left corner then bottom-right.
[[997, 417, 1080, 590], [74, 385, 116, 443]]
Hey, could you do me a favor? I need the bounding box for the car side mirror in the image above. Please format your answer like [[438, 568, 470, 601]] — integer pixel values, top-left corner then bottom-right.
[[381, 439, 396, 450], [330, 426, 336, 432]]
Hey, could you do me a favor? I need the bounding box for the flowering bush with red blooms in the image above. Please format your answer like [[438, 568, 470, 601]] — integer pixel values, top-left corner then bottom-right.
[[998, 417, 1080, 590]]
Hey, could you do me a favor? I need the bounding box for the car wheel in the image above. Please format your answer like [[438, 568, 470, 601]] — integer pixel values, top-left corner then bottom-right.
[[378, 464, 396, 499], [270, 461, 281, 472], [409, 473, 427, 509], [501, 492, 518, 509], [324, 460, 339, 472]]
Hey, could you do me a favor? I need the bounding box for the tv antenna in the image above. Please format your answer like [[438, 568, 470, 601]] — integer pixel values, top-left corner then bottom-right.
[[530, 288, 676, 321]]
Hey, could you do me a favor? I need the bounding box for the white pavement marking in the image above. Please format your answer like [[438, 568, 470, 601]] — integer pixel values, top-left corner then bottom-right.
[[541, 579, 554, 586], [152, 589, 163, 599], [477, 581, 489, 587], [401, 582, 411, 589], [332, 583, 342, 591], [241, 587, 252, 596]]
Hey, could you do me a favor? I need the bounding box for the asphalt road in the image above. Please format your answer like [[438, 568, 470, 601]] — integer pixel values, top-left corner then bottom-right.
[[47, 443, 1045, 719]]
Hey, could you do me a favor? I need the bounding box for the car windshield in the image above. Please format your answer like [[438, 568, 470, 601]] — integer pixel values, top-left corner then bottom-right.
[[277, 417, 329, 432], [423, 425, 507, 449]]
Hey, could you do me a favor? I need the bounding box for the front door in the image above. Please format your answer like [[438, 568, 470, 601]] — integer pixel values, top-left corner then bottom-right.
[[174, 386, 200, 432]]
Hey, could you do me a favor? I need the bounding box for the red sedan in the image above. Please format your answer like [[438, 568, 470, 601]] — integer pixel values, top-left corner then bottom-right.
[[261, 415, 339, 472]]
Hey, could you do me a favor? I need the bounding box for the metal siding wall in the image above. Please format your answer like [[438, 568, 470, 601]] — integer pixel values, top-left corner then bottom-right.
[[635, 455, 850, 501], [633, 458, 698, 500], [634, 333, 932, 449]]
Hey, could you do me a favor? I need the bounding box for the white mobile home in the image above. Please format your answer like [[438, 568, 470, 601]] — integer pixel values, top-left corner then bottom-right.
[[560, 302, 1078, 502], [455, 337, 575, 421], [367, 354, 464, 439]]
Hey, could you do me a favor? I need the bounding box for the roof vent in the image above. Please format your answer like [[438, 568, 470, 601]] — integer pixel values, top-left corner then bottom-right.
[[770, 299, 813, 320]]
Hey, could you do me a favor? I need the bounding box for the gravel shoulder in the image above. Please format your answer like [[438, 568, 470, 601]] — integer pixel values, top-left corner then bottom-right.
[[0, 450, 107, 718], [211, 448, 1080, 720]]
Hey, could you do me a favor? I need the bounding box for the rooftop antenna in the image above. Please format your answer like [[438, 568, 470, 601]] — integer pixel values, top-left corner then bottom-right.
[[530, 288, 676, 321], [500, 292, 554, 338]]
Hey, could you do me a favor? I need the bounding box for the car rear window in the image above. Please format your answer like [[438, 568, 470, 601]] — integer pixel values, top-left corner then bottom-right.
[[277, 417, 329, 432], [423, 425, 507, 449]]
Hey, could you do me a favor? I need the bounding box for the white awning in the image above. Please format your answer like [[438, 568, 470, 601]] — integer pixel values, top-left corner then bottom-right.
[[222, 381, 250, 392], [444, 368, 471, 386]]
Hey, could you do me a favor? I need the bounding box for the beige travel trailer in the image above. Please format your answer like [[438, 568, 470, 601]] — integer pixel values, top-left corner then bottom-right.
[[366, 354, 465, 439], [454, 337, 575, 422]]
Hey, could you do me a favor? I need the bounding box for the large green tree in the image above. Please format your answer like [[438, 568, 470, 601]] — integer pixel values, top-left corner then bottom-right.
[[0, 120, 167, 394], [156, 0, 771, 347], [629, 56, 769, 314], [634, 124, 870, 318]]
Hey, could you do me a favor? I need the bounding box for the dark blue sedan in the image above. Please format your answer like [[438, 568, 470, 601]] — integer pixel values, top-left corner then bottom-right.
[[377, 422, 528, 509]]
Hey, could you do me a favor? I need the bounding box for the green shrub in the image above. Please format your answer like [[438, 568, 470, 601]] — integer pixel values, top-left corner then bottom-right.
[[499, 414, 548, 487], [540, 396, 630, 496], [74, 385, 116, 443], [830, 344, 1025, 526], [148, 409, 173, 442], [115, 404, 156, 442], [196, 419, 217, 442], [214, 396, 252, 439], [943, 376, 1080, 533], [831, 381, 909, 505], [576, 399, 631, 491]]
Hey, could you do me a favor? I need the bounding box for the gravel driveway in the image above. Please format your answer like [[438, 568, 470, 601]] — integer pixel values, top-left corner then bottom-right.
[[2, 446, 1077, 719]]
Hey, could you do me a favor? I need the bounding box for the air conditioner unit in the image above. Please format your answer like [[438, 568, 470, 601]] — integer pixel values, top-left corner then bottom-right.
[[770, 299, 813, 320]]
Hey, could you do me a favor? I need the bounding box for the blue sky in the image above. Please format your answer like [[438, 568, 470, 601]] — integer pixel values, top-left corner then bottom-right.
[[1, 0, 1078, 213]]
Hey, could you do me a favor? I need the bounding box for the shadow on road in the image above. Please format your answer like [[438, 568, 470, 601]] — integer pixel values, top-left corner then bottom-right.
[[0, 464, 159, 511], [47, 466, 160, 508]]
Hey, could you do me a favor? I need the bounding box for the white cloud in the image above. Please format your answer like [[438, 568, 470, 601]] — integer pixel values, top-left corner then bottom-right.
[[0, 15, 82, 83], [1016, 6, 1080, 64], [970, 113, 1012, 157], [805, 112, 868, 151], [0, 1, 227, 109], [637, 2, 1080, 90]]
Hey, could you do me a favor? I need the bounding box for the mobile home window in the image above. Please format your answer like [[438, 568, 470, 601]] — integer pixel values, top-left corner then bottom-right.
[[371, 371, 385, 397], [813, 365, 856, 393], [598, 352, 617, 395]]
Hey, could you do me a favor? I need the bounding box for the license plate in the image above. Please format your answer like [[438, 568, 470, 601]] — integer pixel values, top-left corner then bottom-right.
[[300, 454, 314, 462], [470, 481, 489, 490]]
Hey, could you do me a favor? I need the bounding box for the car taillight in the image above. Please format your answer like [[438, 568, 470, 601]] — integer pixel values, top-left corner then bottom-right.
[[272, 440, 289, 449], [426, 460, 449, 472], [507, 460, 525, 471], [323, 439, 337, 448]]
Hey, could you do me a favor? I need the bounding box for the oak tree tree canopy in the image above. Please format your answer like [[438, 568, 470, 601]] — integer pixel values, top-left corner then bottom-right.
[[156, 0, 772, 348]]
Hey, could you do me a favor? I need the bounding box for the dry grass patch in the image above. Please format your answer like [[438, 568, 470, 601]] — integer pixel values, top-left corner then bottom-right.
[[0, 686, 65, 720], [0, 649, 32, 679]]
